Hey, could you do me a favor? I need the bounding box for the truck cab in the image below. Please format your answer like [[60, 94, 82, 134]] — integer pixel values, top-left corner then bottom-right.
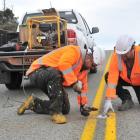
[[59, 9, 99, 50]]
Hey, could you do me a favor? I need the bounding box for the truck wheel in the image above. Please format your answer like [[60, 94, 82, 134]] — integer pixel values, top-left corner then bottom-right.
[[5, 72, 22, 90], [90, 65, 97, 73]]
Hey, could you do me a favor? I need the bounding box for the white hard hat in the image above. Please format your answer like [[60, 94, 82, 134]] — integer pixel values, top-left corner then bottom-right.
[[115, 35, 135, 55], [93, 46, 105, 65]]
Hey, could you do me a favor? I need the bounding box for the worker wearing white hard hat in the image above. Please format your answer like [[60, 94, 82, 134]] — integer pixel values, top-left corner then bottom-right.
[[115, 35, 135, 55], [17, 45, 98, 124], [101, 35, 140, 116]]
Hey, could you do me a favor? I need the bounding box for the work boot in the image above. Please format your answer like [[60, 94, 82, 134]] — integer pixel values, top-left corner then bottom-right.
[[51, 113, 67, 124], [118, 99, 134, 111], [17, 95, 35, 115]]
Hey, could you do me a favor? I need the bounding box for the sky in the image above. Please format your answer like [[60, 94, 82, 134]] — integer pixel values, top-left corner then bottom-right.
[[0, 0, 140, 50]]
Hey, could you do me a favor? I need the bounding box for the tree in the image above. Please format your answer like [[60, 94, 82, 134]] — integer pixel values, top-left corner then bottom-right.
[[0, 8, 18, 31], [3, 8, 14, 22]]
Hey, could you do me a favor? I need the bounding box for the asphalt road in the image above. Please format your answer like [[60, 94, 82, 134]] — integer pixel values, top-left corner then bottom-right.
[[0, 50, 140, 140]]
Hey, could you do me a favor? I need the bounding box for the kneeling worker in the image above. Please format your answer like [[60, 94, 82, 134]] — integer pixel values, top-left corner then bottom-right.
[[103, 35, 140, 114], [17, 45, 103, 124]]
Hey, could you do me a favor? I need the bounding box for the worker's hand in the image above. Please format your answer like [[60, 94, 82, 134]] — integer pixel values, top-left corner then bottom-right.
[[73, 80, 82, 93], [80, 105, 98, 117], [103, 99, 114, 115], [80, 105, 90, 116]]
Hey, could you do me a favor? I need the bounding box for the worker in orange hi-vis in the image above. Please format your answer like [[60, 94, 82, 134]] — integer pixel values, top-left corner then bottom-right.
[[17, 45, 104, 124], [103, 35, 140, 115]]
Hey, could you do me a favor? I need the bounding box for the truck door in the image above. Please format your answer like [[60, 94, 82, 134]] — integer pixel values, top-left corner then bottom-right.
[[81, 16, 95, 49]]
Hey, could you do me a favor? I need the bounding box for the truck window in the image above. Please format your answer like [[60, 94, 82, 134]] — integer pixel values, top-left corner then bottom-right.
[[22, 13, 43, 24], [22, 11, 78, 24], [59, 11, 78, 24], [80, 14, 91, 34]]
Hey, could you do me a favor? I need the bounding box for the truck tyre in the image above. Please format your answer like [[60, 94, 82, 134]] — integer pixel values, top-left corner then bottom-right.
[[90, 65, 97, 74], [5, 72, 22, 90]]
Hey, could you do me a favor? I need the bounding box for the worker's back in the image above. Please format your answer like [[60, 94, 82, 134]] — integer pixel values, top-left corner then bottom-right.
[[41, 45, 81, 67], [26, 45, 81, 76]]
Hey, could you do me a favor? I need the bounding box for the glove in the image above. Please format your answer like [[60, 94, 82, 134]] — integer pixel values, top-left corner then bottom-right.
[[80, 105, 90, 116], [80, 105, 98, 117], [73, 80, 82, 93], [103, 99, 114, 115]]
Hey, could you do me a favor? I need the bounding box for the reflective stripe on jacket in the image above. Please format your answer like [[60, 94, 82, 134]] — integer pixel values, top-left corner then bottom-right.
[[77, 70, 88, 105], [106, 46, 140, 98], [26, 45, 88, 105]]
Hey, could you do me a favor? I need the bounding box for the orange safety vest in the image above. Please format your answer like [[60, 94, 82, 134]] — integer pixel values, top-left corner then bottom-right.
[[106, 46, 140, 98], [26, 45, 88, 105]]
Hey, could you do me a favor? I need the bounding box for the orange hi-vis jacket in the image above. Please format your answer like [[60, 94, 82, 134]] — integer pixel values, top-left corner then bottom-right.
[[26, 45, 88, 105], [106, 46, 140, 98]]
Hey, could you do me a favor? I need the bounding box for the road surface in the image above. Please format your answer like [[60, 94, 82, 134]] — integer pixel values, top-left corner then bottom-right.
[[0, 50, 140, 140]]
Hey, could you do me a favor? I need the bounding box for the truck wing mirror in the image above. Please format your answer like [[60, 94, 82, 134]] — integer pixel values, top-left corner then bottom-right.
[[92, 27, 99, 34]]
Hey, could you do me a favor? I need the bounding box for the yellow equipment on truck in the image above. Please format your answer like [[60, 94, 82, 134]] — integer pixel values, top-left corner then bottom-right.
[[20, 8, 67, 50], [0, 8, 67, 90]]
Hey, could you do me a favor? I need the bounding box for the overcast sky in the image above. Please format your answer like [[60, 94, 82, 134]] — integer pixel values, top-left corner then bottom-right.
[[0, 0, 140, 50]]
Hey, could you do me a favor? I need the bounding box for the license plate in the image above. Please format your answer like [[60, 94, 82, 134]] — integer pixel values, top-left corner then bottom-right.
[[23, 57, 38, 65]]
